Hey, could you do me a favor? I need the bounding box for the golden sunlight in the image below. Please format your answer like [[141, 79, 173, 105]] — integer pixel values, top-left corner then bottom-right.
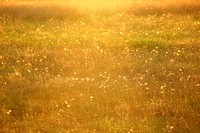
[[1, 0, 200, 132], [67, 0, 134, 11]]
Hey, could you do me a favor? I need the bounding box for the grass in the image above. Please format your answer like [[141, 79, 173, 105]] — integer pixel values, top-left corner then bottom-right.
[[0, 0, 200, 132]]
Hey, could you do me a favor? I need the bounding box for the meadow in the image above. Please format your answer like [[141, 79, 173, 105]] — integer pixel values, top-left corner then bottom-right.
[[0, 0, 200, 132]]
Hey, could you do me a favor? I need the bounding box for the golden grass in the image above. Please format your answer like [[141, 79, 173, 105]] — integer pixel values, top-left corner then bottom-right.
[[0, 0, 200, 132]]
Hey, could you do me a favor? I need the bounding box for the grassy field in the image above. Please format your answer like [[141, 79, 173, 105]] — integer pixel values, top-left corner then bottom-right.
[[0, 0, 200, 132]]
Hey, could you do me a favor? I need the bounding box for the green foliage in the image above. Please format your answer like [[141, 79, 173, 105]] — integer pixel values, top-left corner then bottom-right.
[[130, 38, 166, 49]]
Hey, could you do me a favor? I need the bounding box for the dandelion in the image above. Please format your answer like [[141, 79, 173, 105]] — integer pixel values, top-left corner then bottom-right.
[[146, 87, 150, 90], [100, 49, 103, 53], [59, 109, 64, 112], [70, 98, 75, 101], [128, 128, 134, 133], [160, 85, 166, 90], [7, 110, 12, 114], [86, 77, 90, 82], [123, 76, 127, 81], [90, 96, 94, 101], [195, 84, 200, 87], [170, 126, 174, 129], [64, 101, 68, 105], [15, 71, 19, 76]]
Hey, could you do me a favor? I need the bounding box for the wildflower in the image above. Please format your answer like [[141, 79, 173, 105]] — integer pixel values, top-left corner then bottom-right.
[[64, 101, 68, 104], [195, 84, 200, 87], [160, 85, 166, 90], [123, 76, 127, 81], [86, 77, 90, 82], [59, 109, 64, 112], [146, 87, 150, 90], [128, 128, 134, 133], [90, 96, 94, 101], [7, 110, 12, 114], [15, 71, 20, 76]]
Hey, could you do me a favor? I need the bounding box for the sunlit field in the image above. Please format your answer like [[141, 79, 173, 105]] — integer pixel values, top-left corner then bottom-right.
[[0, 0, 200, 132]]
